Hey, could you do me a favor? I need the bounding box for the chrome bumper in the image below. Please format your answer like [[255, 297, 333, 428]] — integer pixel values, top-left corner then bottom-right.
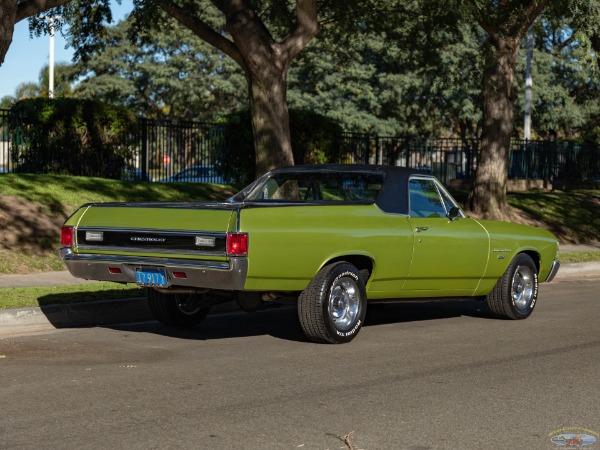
[[545, 260, 561, 282], [59, 248, 248, 290]]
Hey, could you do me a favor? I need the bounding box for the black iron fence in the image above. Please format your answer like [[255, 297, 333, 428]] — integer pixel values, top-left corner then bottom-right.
[[337, 133, 600, 184], [138, 118, 228, 182], [2, 108, 599, 184]]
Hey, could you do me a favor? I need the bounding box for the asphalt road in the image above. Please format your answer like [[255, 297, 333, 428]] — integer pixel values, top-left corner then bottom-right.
[[1, 279, 599, 450]]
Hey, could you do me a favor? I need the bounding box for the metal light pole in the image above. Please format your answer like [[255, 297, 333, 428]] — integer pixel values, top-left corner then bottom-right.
[[49, 17, 55, 98], [44, 16, 61, 99], [524, 27, 534, 140]]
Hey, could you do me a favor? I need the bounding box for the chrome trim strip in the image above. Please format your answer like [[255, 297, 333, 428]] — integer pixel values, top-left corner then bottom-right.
[[61, 250, 229, 270], [76, 226, 227, 237], [75, 245, 226, 257], [545, 260, 561, 282]]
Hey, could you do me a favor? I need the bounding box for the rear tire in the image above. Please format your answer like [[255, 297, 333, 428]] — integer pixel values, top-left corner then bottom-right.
[[147, 289, 211, 327], [486, 254, 539, 320], [298, 262, 367, 344]]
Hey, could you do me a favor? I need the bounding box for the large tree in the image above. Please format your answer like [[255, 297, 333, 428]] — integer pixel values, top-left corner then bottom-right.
[[455, 0, 549, 220], [454, 0, 600, 220], [138, 0, 319, 176], [132, 1, 382, 176]]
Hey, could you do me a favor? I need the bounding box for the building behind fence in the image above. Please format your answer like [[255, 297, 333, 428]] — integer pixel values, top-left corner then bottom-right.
[[1, 108, 599, 185]]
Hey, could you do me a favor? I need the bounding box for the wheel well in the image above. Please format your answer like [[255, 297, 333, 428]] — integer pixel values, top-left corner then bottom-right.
[[327, 255, 374, 277], [521, 251, 540, 273]]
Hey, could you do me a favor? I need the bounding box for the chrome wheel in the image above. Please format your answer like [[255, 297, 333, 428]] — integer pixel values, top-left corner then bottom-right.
[[298, 262, 367, 343], [511, 265, 534, 313], [328, 276, 360, 331]]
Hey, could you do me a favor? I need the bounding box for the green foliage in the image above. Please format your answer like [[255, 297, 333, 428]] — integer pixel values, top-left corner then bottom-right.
[[289, 109, 344, 165], [27, 0, 115, 62], [1, 95, 14, 109], [10, 0, 600, 151], [512, 15, 600, 140], [216, 109, 344, 184], [214, 110, 254, 185], [7, 63, 76, 100], [289, 1, 483, 138], [70, 16, 247, 121], [9, 98, 137, 178]]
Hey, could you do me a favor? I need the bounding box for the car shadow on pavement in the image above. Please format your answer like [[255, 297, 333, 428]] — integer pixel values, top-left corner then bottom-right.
[[365, 299, 492, 326], [103, 299, 492, 343], [106, 307, 308, 342]]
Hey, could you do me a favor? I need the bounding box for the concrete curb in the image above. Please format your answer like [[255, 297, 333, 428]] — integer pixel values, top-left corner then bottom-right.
[[0, 263, 598, 335], [554, 261, 600, 280], [0, 297, 243, 335], [0, 298, 151, 332]]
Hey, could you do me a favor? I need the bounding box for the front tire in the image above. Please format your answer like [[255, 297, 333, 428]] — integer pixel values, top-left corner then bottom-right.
[[147, 289, 211, 327], [298, 262, 367, 344], [486, 253, 539, 320]]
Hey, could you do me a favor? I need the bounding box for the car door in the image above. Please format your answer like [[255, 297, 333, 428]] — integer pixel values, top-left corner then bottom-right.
[[402, 176, 489, 296]]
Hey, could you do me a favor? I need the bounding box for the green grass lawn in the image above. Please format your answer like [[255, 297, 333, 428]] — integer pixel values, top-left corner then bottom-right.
[[508, 189, 600, 244], [0, 173, 237, 213], [560, 251, 600, 263]]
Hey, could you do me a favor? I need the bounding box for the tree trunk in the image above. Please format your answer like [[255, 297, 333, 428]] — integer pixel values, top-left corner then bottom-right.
[[249, 72, 294, 176], [0, 1, 17, 68], [222, 0, 317, 177], [468, 37, 520, 220], [591, 33, 600, 71]]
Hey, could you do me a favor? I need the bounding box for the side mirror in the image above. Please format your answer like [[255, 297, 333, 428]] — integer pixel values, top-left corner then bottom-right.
[[448, 206, 462, 221]]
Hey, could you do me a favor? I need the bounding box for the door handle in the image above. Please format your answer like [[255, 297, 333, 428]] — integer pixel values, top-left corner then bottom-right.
[[415, 226, 429, 233]]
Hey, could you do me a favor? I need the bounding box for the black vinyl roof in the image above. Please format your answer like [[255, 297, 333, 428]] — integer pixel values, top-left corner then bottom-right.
[[233, 164, 432, 215]]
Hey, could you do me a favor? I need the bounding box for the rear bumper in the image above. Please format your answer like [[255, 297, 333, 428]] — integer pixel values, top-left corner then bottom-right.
[[59, 248, 248, 290], [545, 259, 561, 282]]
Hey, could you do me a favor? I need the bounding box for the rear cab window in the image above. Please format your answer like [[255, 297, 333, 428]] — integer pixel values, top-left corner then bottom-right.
[[245, 171, 385, 203]]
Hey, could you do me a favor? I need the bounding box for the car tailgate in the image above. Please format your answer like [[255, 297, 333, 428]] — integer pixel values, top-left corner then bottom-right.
[[66, 202, 239, 260]]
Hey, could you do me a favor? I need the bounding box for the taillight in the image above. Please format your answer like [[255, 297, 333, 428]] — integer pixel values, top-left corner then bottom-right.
[[61, 226, 74, 247], [226, 233, 248, 256]]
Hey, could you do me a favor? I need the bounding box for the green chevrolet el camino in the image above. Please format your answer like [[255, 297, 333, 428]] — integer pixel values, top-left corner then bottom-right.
[[60, 164, 560, 344]]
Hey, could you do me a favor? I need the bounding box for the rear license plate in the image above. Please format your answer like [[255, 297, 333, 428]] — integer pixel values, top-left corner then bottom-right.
[[135, 267, 168, 287]]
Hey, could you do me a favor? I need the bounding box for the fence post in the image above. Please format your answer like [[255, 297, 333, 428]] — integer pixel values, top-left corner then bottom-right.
[[140, 117, 148, 181]]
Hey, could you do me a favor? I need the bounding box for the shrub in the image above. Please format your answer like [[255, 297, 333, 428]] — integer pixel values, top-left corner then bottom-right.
[[9, 98, 137, 178], [216, 108, 344, 185]]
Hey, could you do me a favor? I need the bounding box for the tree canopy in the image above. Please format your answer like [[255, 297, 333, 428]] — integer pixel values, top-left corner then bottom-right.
[[70, 16, 247, 120]]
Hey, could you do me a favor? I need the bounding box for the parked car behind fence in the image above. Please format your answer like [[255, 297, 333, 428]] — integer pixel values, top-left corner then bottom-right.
[[159, 165, 227, 184]]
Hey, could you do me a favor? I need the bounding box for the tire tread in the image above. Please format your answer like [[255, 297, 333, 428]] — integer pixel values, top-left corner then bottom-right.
[[486, 254, 537, 320], [298, 262, 366, 344]]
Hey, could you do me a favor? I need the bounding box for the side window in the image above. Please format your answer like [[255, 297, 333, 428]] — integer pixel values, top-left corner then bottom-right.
[[409, 179, 446, 218]]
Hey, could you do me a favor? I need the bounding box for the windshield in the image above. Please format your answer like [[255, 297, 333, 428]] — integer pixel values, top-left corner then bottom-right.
[[242, 171, 385, 203]]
